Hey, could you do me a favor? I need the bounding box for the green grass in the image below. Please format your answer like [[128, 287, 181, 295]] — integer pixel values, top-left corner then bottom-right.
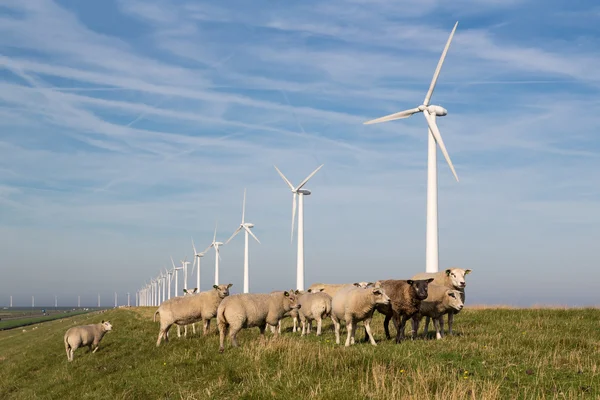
[[0, 310, 94, 330], [0, 307, 599, 399]]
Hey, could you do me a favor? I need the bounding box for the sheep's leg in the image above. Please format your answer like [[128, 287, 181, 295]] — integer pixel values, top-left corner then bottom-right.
[[92, 343, 99, 353], [447, 312, 454, 335], [316, 317, 323, 336], [307, 320, 312, 335], [293, 316, 297, 333], [259, 324, 267, 338], [203, 319, 210, 335], [345, 320, 353, 347], [433, 318, 442, 340], [395, 315, 410, 344], [364, 319, 377, 346], [424, 316, 431, 337], [177, 325, 181, 338], [218, 323, 227, 353], [301, 319, 306, 336], [411, 316, 420, 340], [229, 325, 240, 347], [383, 314, 392, 340], [192, 323, 196, 335], [438, 317, 445, 338], [332, 317, 341, 345]]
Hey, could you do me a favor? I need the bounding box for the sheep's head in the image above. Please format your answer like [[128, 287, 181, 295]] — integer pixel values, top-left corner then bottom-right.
[[445, 289, 464, 311], [445, 268, 471, 289], [407, 278, 434, 300], [353, 281, 375, 288], [213, 283, 232, 298], [371, 288, 390, 306], [283, 290, 301, 310], [183, 288, 199, 296], [101, 320, 113, 332]]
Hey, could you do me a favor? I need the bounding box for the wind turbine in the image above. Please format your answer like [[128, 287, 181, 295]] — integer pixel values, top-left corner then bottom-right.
[[54, 295, 58, 308], [274, 164, 324, 291], [180, 258, 191, 292], [363, 21, 460, 274], [192, 238, 211, 291], [170, 256, 183, 297], [10, 295, 12, 308], [32, 295, 34, 308], [205, 222, 224, 285], [78, 295, 81, 308], [97, 294, 100, 307], [226, 188, 260, 293], [166, 268, 173, 299], [114, 292, 118, 308]]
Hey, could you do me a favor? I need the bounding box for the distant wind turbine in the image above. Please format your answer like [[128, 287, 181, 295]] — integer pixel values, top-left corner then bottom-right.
[[32, 295, 34, 308], [363, 21, 460, 274], [274, 164, 324, 291], [205, 222, 224, 285], [192, 238, 211, 291], [226, 188, 260, 293], [171, 256, 183, 297]]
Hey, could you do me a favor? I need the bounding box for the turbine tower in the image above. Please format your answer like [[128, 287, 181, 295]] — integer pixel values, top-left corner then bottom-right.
[[170, 257, 183, 297], [10, 295, 12, 308], [54, 295, 58, 308], [32, 295, 34, 308], [363, 21, 460, 273], [180, 258, 191, 292], [226, 188, 260, 293], [127, 292, 130, 307], [274, 164, 324, 291], [205, 222, 224, 285], [114, 292, 118, 308], [78, 295, 81, 308], [192, 238, 211, 291], [166, 268, 173, 300], [97, 294, 100, 307]]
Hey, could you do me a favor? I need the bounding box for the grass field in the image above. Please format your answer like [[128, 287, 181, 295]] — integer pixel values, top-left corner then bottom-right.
[[0, 307, 598, 399], [0, 310, 96, 331]]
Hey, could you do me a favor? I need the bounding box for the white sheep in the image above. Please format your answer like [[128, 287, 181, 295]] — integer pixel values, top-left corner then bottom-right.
[[155, 284, 231, 347], [217, 290, 301, 352], [412, 284, 464, 339], [268, 290, 304, 334], [298, 291, 332, 336], [177, 287, 198, 338], [307, 282, 374, 298], [331, 286, 390, 347], [411, 268, 471, 335], [64, 320, 113, 361]]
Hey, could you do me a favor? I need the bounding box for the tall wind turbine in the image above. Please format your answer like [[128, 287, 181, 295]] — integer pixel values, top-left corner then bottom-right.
[[98, 294, 100, 307], [180, 258, 191, 292], [226, 189, 260, 293], [127, 292, 130, 307], [363, 21, 460, 274], [192, 238, 211, 291], [205, 222, 224, 285], [10, 295, 12, 308], [114, 292, 118, 308], [32, 295, 34, 308], [78, 295, 81, 308], [274, 164, 324, 291], [54, 295, 58, 308], [166, 268, 173, 299], [170, 256, 183, 297]]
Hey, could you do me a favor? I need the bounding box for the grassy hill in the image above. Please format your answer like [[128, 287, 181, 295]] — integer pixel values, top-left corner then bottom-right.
[[0, 307, 598, 399]]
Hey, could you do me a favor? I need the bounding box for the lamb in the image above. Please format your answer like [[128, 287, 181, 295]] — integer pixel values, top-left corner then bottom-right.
[[218, 290, 301, 352], [411, 284, 464, 340], [177, 287, 199, 338], [298, 291, 332, 336], [331, 286, 390, 346], [411, 268, 471, 335], [372, 279, 434, 343], [64, 320, 112, 361], [154, 284, 232, 347], [307, 281, 374, 297]]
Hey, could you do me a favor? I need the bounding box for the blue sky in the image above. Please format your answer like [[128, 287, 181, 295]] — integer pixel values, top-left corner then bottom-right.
[[0, 0, 599, 307]]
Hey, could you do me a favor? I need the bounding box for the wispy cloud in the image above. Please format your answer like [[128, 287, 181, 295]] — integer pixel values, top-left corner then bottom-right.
[[0, 0, 598, 306]]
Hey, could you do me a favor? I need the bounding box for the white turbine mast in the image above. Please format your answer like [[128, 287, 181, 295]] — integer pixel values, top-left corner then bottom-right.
[[274, 164, 323, 291], [170, 256, 183, 297], [192, 238, 211, 291], [226, 188, 260, 293], [205, 221, 224, 285], [363, 21, 460, 274], [180, 257, 191, 292]]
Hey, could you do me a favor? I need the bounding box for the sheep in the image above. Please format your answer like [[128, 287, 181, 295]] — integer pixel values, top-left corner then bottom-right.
[[218, 290, 301, 352], [307, 282, 374, 298], [268, 290, 304, 334], [331, 286, 390, 346], [372, 279, 434, 343], [64, 320, 112, 361], [298, 291, 332, 336], [411, 284, 464, 340], [177, 287, 199, 338], [155, 284, 232, 347], [411, 268, 472, 335]]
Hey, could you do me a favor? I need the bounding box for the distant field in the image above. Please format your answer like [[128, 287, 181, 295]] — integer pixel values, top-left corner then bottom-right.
[[0, 309, 97, 330], [0, 307, 598, 399]]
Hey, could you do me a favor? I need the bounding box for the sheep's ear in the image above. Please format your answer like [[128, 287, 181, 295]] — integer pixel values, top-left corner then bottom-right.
[[307, 289, 312, 293], [183, 289, 188, 293], [367, 282, 374, 287], [426, 278, 435, 283], [465, 269, 472, 275], [294, 290, 300, 294], [407, 280, 414, 285], [372, 288, 382, 295], [193, 288, 198, 292], [353, 282, 360, 287], [101, 320, 104, 323], [445, 269, 452, 276], [284, 291, 290, 297], [227, 283, 233, 288], [213, 285, 218, 290], [319, 288, 325, 292]]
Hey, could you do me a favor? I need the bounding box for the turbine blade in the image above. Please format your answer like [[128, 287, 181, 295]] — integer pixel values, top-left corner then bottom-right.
[[274, 165, 294, 190], [363, 108, 421, 125], [191, 257, 196, 276], [244, 226, 261, 244], [291, 192, 297, 243], [423, 112, 459, 182], [213, 221, 218, 242], [202, 244, 212, 254], [192, 237, 197, 255], [226, 226, 243, 244], [423, 21, 458, 106], [297, 164, 324, 190], [241, 188, 246, 223], [170, 256, 176, 269]]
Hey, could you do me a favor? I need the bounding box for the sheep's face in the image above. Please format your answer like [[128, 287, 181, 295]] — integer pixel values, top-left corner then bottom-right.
[[445, 290, 464, 311], [284, 290, 302, 310], [371, 288, 391, 306], [183, 288, 199, 296], [353, 281, 375, 288], [407, 279, 434, 300], [445, 268, 471, 289], [213, 283, 232, 298], [101, 320, 113, 332]]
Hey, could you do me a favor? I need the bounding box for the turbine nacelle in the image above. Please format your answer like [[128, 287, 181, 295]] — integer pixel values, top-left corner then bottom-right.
[[427, 105, 447, 116], [297, 189, 311, 195], [244, 222, 255, 228]]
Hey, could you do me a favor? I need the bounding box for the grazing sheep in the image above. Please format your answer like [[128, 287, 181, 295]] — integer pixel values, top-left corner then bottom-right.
[[331, 286, 390, 346], [372, 279, 434, 343], [411, 268, 472, 335], [269, 290, 304, 334], [177, 287, 199, 338], [64, 320, 113, 361], [307, 282, 374, 298], [412, 284, 464, 339], [155, 284, 232, 347], [218, 290, 301, 352], [298, 291, 332, 336]]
